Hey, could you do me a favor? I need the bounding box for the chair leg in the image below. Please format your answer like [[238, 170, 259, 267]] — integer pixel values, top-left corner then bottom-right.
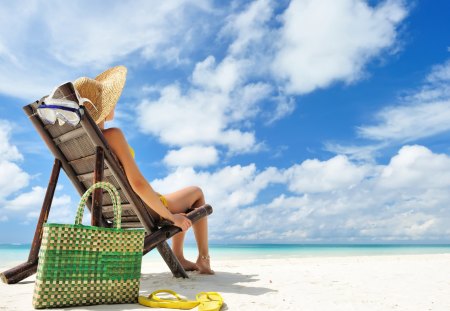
[[157, 242, 189, 278], [91, 146, 105, 226], [1, 159, 61, 284], [0, 262, 38, 284]]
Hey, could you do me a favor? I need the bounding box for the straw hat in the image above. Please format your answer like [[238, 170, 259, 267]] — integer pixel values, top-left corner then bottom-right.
[[73, 65, 127, 124]]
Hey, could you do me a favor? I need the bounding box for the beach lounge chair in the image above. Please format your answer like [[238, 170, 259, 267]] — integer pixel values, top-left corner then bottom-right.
[[0, 98, 212, 284]]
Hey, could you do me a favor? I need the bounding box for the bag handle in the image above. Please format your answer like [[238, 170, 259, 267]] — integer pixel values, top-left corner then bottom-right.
[[75, 181, 122, 229]]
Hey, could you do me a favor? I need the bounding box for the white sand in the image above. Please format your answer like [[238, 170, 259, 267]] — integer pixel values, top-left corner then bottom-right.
[[1, 254, 450, 310]]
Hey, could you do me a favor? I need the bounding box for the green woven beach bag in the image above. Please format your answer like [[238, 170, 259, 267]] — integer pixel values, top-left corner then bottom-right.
[[32, 181, 145, 309]]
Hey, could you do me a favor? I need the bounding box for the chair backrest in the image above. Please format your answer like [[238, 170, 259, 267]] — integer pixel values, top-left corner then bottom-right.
[[23, 99, 159, 232]]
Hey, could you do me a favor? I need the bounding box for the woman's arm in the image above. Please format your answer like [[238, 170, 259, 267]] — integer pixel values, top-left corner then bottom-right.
[[101, 128, 176, 222]]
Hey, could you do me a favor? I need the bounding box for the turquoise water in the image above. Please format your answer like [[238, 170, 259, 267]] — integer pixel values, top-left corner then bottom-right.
[[2, 244, 450, 267], [0, 244, 31, 267], [161, 244, 450, 261]]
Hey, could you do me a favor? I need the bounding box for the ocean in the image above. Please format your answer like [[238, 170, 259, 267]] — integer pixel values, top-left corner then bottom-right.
[[1, 243, 450, 267]]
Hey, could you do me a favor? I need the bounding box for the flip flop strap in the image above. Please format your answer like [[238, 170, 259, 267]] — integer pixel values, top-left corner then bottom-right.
[[149, 289, 185, 302], [196, 292, 223, 302]]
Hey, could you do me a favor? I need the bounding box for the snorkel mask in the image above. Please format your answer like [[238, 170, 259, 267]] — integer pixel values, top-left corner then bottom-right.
[[37, 82, 97, 126]]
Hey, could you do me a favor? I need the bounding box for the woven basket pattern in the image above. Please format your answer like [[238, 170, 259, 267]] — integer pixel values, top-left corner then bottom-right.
[[32, 182, 144, 309]]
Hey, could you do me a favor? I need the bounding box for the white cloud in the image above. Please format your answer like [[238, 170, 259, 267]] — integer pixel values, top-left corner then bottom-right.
[[136, 0, 408, 166], [0, 0, 212, 99], [136, 84, 258, 152], [192, 56, 246, 93], [265, 95, 296, 125], [0, 120, 30, 199], [330, 58, 450, 159], [294, 146, 450, 241], [0, 120, 24, 162], [45, 193, 74, 224], [137, 85, 228, 145], [151, 145, 450, 242], [220, 0, 299, 124], [358, 100, 450, 141], [164, 146, 219, 167], [4, 186, 71, 215], [365, 59, 450, 142], [357, 213, 442, 240], [4, 184, 73, 224], [222, 0, 274, 56], [284, 155, 370, 193], [4, 186, 46, 211], [272, 0, 407, 94], [0, 118, 74, 224], [378, 145, 450, 189], [135, 1, 277, 161], [325, 142, 387, 161], [136, 50, 273, 154], [427, 59, 450, 83], [44, 1, 208, 67], [0, 161, 29, 199], [238, 83, 273, 117], [152, 164, 285, 215]]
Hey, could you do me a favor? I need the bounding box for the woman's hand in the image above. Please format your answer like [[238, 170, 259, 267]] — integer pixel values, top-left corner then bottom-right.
[[172, 214, 192, 232]]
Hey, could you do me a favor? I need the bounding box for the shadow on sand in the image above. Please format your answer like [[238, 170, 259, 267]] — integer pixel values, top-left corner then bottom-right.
[[139, 270, 276, 296], [64, 270, 276, 310]]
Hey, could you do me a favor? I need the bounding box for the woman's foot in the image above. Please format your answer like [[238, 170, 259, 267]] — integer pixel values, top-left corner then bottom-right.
[[178, 258, 199, 271], [196, 255, 214, 274]]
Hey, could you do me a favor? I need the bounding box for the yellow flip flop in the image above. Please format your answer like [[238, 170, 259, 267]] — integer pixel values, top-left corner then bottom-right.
[[196, 292, 224, 311], [138, 289, 200, 310]]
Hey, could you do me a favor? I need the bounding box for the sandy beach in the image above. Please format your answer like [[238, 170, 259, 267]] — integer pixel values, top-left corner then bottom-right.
[[1, 253, 450, 310]]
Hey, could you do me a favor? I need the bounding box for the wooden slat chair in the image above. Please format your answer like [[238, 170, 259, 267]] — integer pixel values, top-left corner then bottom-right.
[[0, 98, 212, 284]]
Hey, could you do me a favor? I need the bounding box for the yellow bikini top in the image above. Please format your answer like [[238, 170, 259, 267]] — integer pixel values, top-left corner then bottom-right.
[[129, 145, 135, 158]]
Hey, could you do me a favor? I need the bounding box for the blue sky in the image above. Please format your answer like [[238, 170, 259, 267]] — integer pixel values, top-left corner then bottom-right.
[[1, 0, 450, 244]]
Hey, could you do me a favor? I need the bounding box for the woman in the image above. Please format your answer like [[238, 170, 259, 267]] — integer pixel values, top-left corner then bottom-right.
[[74, 66, 213, 274]]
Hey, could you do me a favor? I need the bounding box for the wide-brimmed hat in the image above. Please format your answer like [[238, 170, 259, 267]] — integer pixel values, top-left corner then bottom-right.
[[73, 65, 127, 124]]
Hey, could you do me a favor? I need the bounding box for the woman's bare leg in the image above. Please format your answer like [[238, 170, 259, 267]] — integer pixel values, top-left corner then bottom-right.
[[163, 186, 214, 274]]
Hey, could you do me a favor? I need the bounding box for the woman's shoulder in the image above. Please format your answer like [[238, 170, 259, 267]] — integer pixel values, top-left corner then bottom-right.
[[102, 127, 127, 147], [102, 127, 123, 136]]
